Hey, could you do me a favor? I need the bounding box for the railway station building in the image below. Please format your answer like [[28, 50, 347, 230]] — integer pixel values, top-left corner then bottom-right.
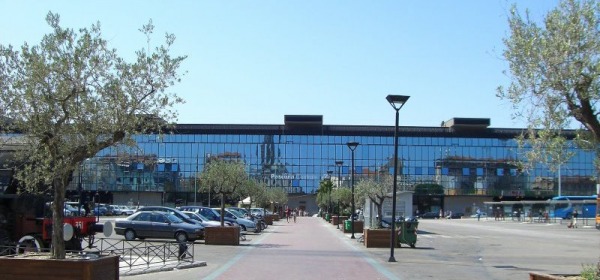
[[3, 115, 597, 217]]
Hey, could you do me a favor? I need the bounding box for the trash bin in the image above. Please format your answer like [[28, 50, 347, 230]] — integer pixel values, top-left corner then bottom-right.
[[397, 219, 418, 248], [325, 214, 331, 222], [344, 220, 352, 231]]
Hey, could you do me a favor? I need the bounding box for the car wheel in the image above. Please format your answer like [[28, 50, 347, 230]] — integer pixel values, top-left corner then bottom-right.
[[175, 232, 188, 243], [124, 229, 136, 241]]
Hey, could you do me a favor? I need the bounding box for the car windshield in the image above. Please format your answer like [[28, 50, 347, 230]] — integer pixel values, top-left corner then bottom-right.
[[166, 213, 184, 223], [228, 209, 244, 218], [184, 212, 201, 221]]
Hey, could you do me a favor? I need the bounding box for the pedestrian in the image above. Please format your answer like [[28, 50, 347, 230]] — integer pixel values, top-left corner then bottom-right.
[[286, 207, 291, 223], [293, 208, 297, 223], [476, 208, 481, 221], [568, 209, 578, 228]]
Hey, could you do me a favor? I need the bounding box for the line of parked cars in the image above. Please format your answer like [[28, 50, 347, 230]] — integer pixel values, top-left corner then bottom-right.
[[112, 205, 272, 242]]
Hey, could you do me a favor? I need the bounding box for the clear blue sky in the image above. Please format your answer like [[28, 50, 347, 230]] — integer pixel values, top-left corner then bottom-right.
[[0, 0, 560, 128]]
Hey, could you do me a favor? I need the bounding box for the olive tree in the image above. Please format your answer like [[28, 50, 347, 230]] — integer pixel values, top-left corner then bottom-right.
[[497, 0, 600, 174], [0, 12, 186, 259], [355, 175, 393, 228], [199, 160, 249, 226]]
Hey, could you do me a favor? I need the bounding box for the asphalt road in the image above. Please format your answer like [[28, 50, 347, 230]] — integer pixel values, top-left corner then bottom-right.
[[108, 216, 599, 280]]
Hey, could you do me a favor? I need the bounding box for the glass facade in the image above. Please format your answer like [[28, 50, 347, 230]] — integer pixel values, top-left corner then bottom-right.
[[69, 121, 598, 204]]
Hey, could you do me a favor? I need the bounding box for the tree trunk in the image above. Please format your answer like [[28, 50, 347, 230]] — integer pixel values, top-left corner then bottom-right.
[[220, 194, 225, 227], [51, 177, 67, 259]]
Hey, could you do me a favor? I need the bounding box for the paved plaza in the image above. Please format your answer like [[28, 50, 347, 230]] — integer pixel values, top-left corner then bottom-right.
[[122, 216, 600, 280]]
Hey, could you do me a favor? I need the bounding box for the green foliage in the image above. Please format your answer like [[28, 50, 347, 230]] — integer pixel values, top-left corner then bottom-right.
[[355, 175, 393, 228], [0, 12, 186, 259], [316, 179, 333, 210], [199, 159, 250, 226], [580, 259, 600, 280], [497, 0, 600, 171], [414, 184, 444, 195]]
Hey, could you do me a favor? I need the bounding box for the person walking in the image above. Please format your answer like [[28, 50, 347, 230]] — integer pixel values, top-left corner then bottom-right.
[[476, 208, 482, 221], [286, 207, 291, 223], [293, 208, 297, 223]]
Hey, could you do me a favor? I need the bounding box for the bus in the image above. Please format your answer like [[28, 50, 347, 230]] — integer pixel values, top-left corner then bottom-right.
[[549, 195, 597, 219]]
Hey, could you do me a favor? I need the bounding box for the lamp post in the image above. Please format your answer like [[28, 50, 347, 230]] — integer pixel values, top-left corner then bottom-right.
[[386, 94, 410, 262], [327, 170, 333, 216], [347, 141, 359, 239], [335, 160, 343, 229]]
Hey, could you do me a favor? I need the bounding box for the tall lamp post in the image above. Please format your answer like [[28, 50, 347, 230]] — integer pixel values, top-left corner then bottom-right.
[[327, 170, 333, 216], [346, 141, 359, 239], [386, 94, 410, 262], [335, 160, 343, 229]]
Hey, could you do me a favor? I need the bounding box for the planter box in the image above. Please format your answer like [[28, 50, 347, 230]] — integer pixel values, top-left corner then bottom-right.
[[331, 216, 348, 226], [0, 254, 119, 280], [264, 215, 274, 225], [529, 272, 581, 280], [204, 226, 241, 246], [343, 220, 364, 233], [363, 228, 399, 248], [271, 214, 280, 222]]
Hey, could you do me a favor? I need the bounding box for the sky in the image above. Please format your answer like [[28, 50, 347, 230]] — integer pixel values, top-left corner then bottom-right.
[[0, 0, 562, 128]]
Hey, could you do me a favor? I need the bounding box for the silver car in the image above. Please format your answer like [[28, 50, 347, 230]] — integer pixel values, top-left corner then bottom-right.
[[115, 211, 204, 242]]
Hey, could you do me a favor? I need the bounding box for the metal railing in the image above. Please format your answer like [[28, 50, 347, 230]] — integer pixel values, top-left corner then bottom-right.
[[0, 237, 196, 271], [84, 238, 195, 270]]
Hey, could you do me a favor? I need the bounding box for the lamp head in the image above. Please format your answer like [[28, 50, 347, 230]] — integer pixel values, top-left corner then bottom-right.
[[346, 141, 359, 151], [386, 95, 410, 111], [335, 160, 343, 167]]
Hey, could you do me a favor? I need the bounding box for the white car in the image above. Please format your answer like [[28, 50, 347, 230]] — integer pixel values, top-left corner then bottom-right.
[[112, 205, 134, 216]]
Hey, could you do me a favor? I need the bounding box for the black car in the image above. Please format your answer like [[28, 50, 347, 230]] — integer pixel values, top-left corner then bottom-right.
[[419, 212, 440, 219], [115, 211, 204, 242], [448, 212, 464, 219]]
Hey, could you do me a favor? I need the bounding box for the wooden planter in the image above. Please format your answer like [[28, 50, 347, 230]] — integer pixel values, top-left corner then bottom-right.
[[331, 216, 348, 225], [264, 215, 274, 225], [343, 221, 364, 233], [204, 226, 241, 246], [271, 214, 280, 222], [363, 228, 399, 248], [0, 254, 119, 280]]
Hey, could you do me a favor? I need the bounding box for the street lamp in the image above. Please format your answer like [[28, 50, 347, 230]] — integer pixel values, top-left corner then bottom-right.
[[386, 94, 410, 263], [335, 160, 343, 229], [347, 141, 359, 239], [327, 170, 333, 216]]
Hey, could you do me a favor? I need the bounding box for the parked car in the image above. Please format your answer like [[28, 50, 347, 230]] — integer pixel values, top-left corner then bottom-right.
[[448, 212, 464, 219], [136, 206, 202, 226], [178, 206, 238, 226], [104, 204, 117, 216], [419, 212, 440, 219], [64, 203, 86, 216], [94, 205, 108, 216], [182, 211, 223, 227], [112, 205, 134, 216], [214, 208, 257, 233], [114, 211, 204, 242], [250, 207, 271, 217]]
